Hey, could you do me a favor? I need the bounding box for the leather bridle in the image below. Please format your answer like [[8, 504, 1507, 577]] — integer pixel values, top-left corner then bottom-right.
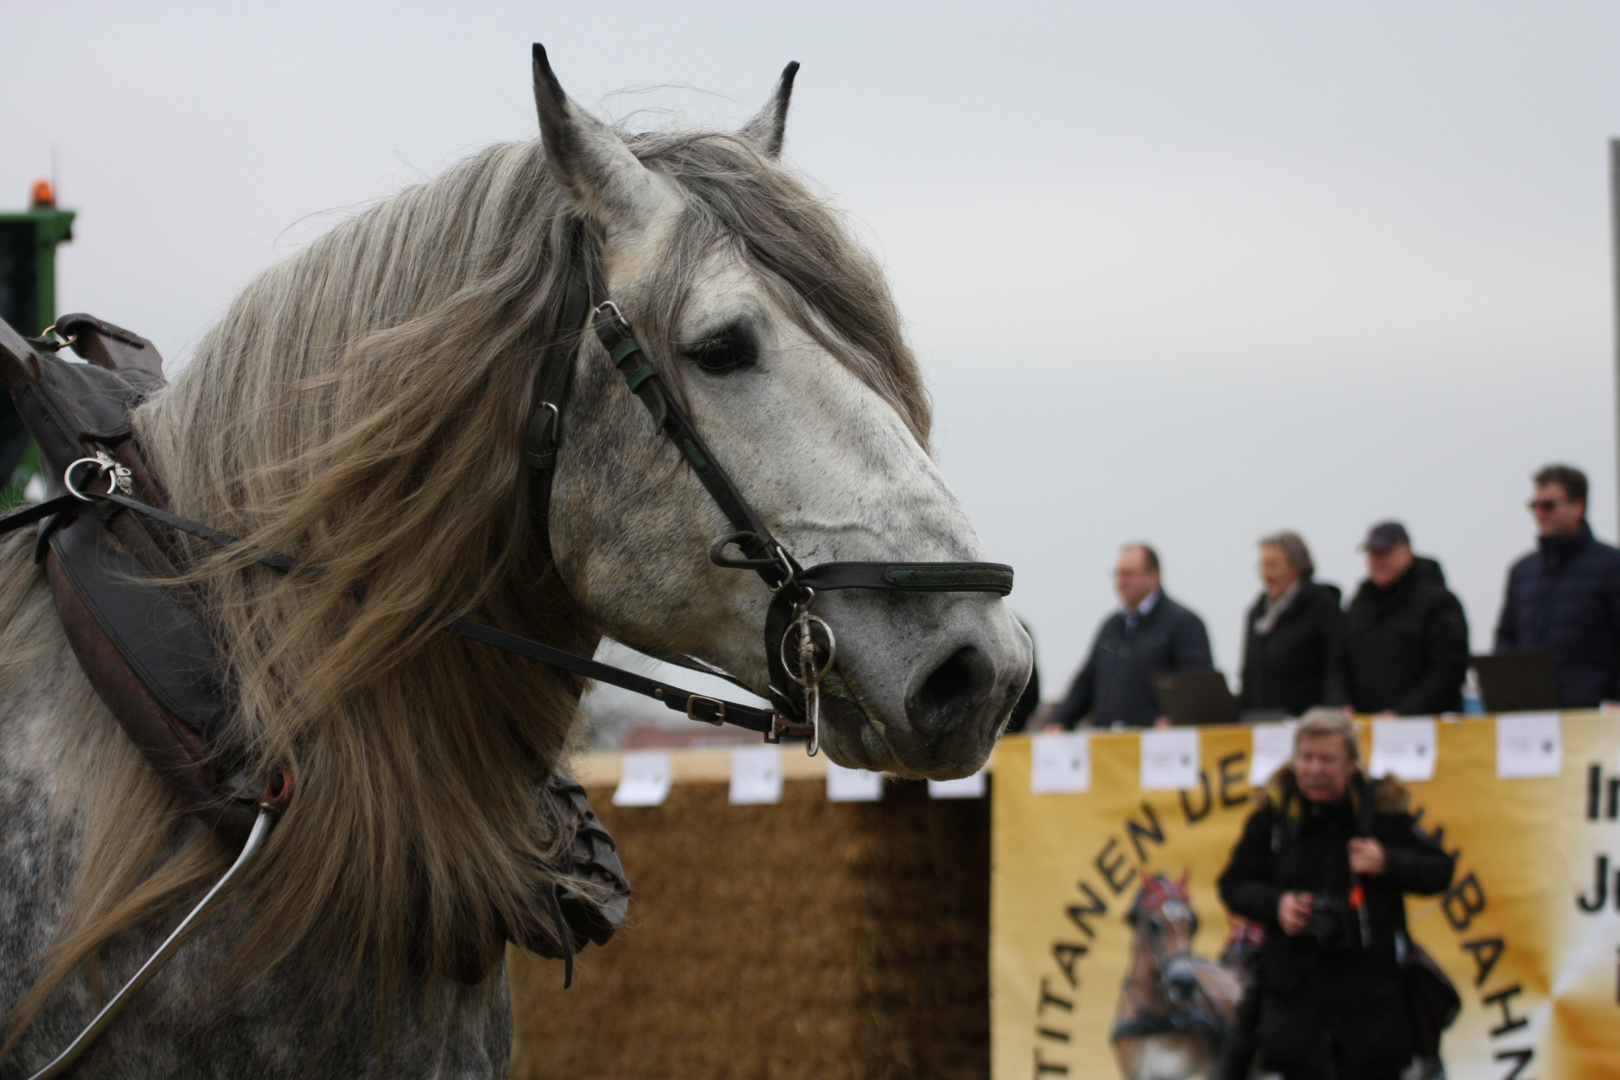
[[521, 262, 1016, 753], [2, 280, 1014, 758], [0, 277, 1015, 1079]]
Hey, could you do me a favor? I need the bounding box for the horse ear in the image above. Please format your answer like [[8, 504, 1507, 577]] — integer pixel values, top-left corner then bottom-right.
[[532, 43, 665, 235], [738, 61, 800, 159]]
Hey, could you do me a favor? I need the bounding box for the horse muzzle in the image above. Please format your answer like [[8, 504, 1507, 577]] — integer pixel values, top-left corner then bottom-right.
[[808, 593, 1032, 779], [1162, 954, 1202, 1006]]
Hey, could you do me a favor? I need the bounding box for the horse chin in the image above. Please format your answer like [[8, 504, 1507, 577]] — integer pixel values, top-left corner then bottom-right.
[[814, 668, 999, 781]]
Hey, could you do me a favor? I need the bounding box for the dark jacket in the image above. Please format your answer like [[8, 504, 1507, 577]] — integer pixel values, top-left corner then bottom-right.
[[1218, 768, 1455, 1076], [1239, 579, 1346, 717], [1494, 521, 1620, 708], [1002, 619, 1042, 734], [1051, 591, 1212, 729], [1340, 557, 1469, 715]]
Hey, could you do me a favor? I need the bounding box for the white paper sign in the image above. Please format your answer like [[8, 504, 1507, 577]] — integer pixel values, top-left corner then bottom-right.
[[826, 761, 884, 802], [1140, 728, 1200, 791], [612, 751, 672, 807], [1249, 722, 1297, 786], [1369, 718, 1437, 782], [729, 745, 783, 805], [1031, 732, 1091, 794], [928, 770, 987, 799], [1496, 712, 1563, 779]]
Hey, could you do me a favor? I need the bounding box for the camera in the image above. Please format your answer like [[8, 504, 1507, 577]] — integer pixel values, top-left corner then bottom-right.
[[1302, 894, 1364, 951]]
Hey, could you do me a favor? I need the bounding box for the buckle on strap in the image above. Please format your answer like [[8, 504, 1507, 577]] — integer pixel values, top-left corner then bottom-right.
[[686, 694, 727, 726], [766, 712, 813, 743]]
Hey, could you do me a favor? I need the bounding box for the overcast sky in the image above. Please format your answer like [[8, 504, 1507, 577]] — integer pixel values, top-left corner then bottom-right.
[[7, 2, 1620, 706]]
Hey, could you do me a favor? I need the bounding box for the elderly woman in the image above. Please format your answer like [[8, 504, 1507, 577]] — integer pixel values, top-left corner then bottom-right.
[[1239, 532, 1346, 718]]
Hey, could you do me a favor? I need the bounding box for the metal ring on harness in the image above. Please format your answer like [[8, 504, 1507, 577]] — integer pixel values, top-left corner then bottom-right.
[[64, 455, 120, 502], [38, 324, 77, 352], [779, 611, 836, 687]]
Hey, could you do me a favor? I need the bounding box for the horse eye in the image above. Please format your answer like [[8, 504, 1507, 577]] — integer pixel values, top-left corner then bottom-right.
[[682, 328, 757, 375]]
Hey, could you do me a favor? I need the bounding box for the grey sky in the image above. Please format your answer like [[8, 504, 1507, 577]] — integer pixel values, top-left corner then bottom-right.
[[7, 2, 1620, 703]]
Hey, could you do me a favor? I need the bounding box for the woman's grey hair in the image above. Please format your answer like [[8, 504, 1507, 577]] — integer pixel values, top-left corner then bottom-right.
[[1260, 530, 1314, 578], [1294, 707, 1359, 763]]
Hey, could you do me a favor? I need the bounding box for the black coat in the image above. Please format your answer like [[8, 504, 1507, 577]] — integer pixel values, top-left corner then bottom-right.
[[1002, 619, 1042, 734], [1218, 769, 1455, 1076], [1494, 521, 1620, 708], [1239, 580, 1346, 717], [1340, 557, 1469, 715], [1051, 591, 1212, 729]]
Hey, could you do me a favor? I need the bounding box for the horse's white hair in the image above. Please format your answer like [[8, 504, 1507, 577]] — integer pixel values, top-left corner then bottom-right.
[[2, 122, 928, 1048]]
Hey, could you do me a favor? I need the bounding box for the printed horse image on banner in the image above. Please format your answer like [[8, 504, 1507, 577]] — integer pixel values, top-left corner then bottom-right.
[[1112, 872, 1245, 1080]]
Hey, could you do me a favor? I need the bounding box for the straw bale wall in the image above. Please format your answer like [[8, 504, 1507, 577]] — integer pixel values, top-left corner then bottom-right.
[[509, 777, 990, 1080]]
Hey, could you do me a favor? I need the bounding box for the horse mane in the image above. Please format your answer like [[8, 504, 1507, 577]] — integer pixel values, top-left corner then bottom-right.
[[5, 121, 930, 1039]]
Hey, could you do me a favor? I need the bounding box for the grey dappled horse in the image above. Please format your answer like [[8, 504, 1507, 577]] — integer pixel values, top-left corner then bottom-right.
[[0, 49, 1031, 1077]]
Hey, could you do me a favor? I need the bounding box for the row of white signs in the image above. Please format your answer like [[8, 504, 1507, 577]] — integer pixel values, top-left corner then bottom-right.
[[611, 746, 990, 807], [611, 712, 1567, 806], [1030, 711, 1566, 794]]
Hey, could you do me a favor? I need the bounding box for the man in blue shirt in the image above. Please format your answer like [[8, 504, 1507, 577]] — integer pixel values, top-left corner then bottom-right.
[[1050, 543, 1213, 728], [1495, 464, 1620, 708]]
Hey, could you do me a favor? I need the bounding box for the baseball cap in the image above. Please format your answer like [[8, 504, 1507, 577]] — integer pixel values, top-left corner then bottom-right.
[[1361, 521, 1410, 553]]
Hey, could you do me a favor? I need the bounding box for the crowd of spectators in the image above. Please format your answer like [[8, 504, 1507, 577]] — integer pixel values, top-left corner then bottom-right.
[[1017, 462, 1620, 1080], [1037, 462, 1620, 729]]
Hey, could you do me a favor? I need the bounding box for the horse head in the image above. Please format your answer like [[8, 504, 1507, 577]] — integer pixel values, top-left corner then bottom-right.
[[1126, 872, 1203, 1004], [531, 47, 1032, 778]]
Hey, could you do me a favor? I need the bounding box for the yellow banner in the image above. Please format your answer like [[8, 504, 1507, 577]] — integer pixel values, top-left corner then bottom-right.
[[991, 715, 1620, 1080]]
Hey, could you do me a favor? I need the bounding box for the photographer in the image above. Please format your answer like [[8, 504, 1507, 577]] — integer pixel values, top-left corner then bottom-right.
[[1217, 710, 1455, 1080]]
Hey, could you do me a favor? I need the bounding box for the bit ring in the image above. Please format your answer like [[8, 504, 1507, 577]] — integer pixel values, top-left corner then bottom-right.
[[64, 457, 117, 502]]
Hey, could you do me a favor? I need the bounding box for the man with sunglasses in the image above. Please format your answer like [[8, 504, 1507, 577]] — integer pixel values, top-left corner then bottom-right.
[[1495, 464, 1620, 707]]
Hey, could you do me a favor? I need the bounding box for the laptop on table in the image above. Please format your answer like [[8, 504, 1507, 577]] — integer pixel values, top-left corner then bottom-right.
[[1151, 670, 1242, 726], [1472, 651, 1560, 714]]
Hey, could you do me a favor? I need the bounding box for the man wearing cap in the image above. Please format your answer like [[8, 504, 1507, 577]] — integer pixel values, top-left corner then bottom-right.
[[1495, 464, 1620, 707], [1339, 522, 1469, 716], [1049, 543, 1213, 729]]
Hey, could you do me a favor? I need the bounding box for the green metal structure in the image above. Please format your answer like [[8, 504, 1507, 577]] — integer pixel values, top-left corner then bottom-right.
[[0, 187, 74, 506]]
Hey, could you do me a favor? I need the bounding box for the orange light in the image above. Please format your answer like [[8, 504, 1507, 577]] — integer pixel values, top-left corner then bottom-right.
[[31, 179, 54, 208]]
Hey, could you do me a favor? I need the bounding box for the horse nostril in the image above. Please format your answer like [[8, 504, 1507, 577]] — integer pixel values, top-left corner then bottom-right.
[[906, 645, 995, 735]]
